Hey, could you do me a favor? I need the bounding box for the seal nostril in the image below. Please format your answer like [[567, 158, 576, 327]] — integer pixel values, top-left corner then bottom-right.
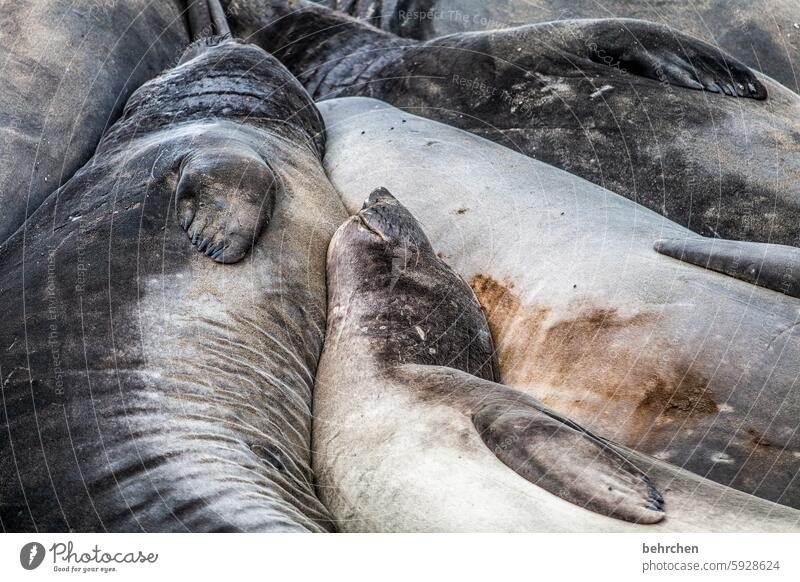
[[366, 186, 398, 207]]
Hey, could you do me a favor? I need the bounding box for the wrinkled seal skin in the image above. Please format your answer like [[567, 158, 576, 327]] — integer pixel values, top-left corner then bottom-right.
[[315, 186, 800, 532], [321, 0, 800, 93], [0, 0, 191, 244], [318, 97, 800, 509], [225, 0, 800, 246], [0, 38, 345, 532]]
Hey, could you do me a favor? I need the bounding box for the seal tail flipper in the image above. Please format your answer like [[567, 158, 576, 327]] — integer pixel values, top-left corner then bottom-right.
[[654, 237, 800, 299], [472, 398, 665, 524], [186, 0, 230, 39], [208, 0, 231, 37], [559, 19, 767, 99], [186, 0, 212, 40]]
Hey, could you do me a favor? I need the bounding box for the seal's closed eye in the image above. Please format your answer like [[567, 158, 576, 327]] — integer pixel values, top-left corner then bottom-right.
[[357, 187, 433, 251]]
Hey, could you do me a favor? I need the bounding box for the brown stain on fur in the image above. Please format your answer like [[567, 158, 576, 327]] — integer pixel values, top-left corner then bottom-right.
[[469, 274, 718, 444], [638, 376, 717, 418]]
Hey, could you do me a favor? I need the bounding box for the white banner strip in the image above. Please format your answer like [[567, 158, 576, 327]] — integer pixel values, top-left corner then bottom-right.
[[1, 533, 799, 581]]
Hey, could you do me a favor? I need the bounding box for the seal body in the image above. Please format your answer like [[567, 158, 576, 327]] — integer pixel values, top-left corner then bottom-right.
[[0, 0, 191, 244], [321, 0, 800, 92], [315, 185, 800, 532], [227, 1, 800, 246], [318, 97, 800, 509], [0, 39, 345, 532]]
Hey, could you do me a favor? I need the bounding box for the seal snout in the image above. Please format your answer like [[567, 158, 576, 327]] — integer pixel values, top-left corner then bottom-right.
[[355, 188, 432, 251], [362, 186, 398, 209], [356, 187, 399, 241]]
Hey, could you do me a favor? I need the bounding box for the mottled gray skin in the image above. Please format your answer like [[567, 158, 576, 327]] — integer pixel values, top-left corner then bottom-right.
[[320, 0, 800, 93], [314, 188, 800, 532], [0, 0, 191, 245], [225, 0, 800, 246], [0, 38, 345, 532]]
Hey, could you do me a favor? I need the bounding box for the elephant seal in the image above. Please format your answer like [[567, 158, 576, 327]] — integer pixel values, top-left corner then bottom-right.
[[0, 33, 346, 531], [0, 0, 193, 244], [320, 0, 800, 93], [316, 97, 800, 508], [314, 187, 800, 532], [225, 0, 800, 246]]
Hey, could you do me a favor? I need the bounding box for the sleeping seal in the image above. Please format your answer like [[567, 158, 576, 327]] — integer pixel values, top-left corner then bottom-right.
[[0, 0, 191, 243], [313, 188, 800, 532], [226, 0, 800, 246], [320, 0, 800, 93], [317, 97, 800, 508], [0, 30, 346, 530]]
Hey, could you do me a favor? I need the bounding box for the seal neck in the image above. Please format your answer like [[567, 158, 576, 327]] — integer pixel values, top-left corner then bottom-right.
[[99, 41, 325, 158], [325, 243, 498, 382]]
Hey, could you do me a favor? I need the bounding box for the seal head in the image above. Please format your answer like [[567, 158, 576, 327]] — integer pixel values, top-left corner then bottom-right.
[[329, 187, 497, 379]]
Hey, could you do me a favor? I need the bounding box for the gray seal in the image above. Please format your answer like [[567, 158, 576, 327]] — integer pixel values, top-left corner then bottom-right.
[[0, 31, 346, 531], [0, 0, 191, 244], [225, 0, 800, 246], [313, 187, 800, 531], [318, 0, 800, 93]]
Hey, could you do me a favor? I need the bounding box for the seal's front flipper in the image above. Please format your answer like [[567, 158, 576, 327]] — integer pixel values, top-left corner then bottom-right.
[[473, 398, 665, 524], [176, 145, 277, 263], [186, 0, 212, 40], [207, 0, 231, 36], [567, 19, 767, 99], [396, 364, 664, 524], [655, 237, 800, 299], [186, 0, 231, 39]]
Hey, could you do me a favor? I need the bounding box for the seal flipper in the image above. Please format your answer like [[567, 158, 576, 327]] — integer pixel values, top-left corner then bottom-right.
[[566, 19, 767, 99], [654, 237, 800, 299], [176, 145, 277, 263], [473, 399, 664, 524], [207, 0, 231, 37], [186, 0, 230, 39], [186, 0, 212, 40], [395, 364, 664, 524]]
